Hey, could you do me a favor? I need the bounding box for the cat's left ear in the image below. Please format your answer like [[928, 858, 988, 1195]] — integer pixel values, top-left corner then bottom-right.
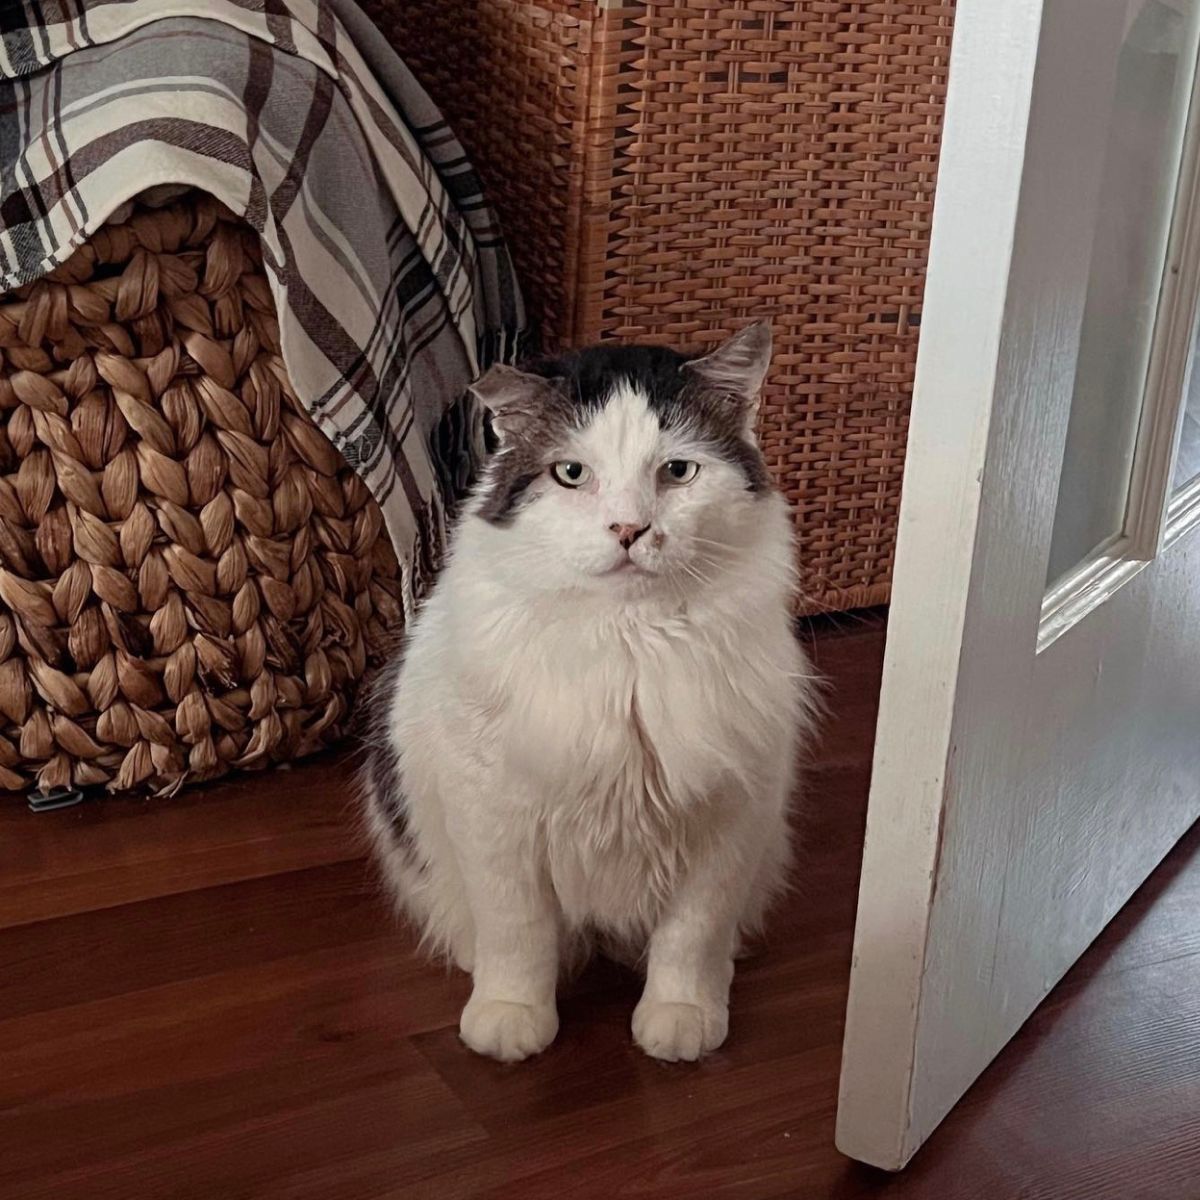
[[682, 322, 773, 427]]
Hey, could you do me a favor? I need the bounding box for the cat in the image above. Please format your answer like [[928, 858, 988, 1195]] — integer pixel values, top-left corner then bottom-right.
[[362, 322, 816, 1062]]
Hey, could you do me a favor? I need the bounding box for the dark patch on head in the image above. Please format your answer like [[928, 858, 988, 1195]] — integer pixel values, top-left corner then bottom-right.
[[524, 344, 693, 415], [476, 342, 772, 523]]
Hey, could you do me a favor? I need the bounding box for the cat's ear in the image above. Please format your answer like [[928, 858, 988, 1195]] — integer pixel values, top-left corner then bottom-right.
[[682, 322, 773, 421], [470, 364, 561, 445]]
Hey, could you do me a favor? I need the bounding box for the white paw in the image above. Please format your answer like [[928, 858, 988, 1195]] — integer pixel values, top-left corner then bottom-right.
[[632, 998, 728, 1062], [459, 996, 558, 1062]]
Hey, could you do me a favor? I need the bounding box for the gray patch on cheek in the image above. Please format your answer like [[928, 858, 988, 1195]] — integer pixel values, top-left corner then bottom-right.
[[656, 385, 772, 494], [478, 459, 546, 524], [476, 401, 580, 524], [704, 423, 772, 494]]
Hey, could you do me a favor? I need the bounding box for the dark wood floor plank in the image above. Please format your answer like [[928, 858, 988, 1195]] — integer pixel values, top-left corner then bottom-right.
[[2, 609, 1199, 1198], [0, 868, 480, 1200], [0, 754, 364, 931], [6, 1070, 485, 1200]]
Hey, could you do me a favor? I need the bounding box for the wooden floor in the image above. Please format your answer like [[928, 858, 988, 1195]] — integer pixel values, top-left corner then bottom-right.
[[2, 614, 1199, 1199]]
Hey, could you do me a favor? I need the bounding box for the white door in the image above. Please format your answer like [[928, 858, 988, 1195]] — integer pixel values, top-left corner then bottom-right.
[[836, 0, 1200, 1170]]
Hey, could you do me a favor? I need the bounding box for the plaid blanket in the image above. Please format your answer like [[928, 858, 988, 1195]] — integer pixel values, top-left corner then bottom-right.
[[0, 0, 525, 611]]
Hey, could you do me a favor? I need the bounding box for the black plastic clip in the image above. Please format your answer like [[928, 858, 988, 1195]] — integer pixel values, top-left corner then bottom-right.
[[27, 786, 85, 813]]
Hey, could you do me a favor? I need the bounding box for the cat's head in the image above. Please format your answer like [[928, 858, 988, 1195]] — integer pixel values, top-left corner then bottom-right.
[[469, 323, 775, 597]]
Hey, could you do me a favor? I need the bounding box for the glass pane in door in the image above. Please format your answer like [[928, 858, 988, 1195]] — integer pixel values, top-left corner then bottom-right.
[[1046, 0, 1200, 587]]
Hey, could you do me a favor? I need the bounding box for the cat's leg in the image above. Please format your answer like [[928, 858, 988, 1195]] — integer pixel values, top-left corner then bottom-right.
[[450, 802, 561, 1062], [633, 801, 786, 1062]]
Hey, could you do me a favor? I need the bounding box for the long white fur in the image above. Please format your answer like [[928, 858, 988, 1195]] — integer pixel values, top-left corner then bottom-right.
[[365, 381, 816, 1062]]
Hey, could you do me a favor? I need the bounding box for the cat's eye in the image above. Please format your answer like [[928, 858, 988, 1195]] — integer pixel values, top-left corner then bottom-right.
[[660, 460, 700, 485], [551, 461, 592, 488]]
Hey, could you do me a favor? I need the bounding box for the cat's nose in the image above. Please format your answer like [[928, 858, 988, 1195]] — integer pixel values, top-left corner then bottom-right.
[[609, 522, 650, 550]]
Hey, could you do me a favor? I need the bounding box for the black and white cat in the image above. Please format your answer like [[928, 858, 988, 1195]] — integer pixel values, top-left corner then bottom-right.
[[363, 323, 816, 1062]]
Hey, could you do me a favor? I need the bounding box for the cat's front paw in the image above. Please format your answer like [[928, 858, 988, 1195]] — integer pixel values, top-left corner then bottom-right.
[[632, 998, 728, 1062], [459, 996, 558, 1062]]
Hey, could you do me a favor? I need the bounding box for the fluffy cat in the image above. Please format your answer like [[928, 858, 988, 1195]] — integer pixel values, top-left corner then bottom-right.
[[363, 322, 816, 1063]]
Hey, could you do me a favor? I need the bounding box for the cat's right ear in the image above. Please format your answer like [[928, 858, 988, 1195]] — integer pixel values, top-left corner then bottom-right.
[[470, 364, 560, 445]]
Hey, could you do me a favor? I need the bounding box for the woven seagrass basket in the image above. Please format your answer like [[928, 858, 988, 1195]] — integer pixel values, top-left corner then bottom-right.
[[0, 193, 404, 797], [372, 0, 955, 613]]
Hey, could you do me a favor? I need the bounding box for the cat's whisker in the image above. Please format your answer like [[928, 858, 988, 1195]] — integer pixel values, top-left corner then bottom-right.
[[677, 558, 717, 588]]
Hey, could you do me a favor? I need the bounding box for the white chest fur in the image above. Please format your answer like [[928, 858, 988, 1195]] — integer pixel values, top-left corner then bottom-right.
[[465, 598, 802, 934]]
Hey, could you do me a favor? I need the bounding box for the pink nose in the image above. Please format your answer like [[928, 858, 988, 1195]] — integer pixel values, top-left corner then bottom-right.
[[610, 522, 649, 550]]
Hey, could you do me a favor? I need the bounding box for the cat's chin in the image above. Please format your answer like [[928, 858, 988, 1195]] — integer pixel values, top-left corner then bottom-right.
[[600, 558, 649, 577], [583, 559, 663, 595]]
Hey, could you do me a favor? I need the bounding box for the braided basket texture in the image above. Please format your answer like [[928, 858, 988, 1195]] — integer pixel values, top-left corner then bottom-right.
[[375, 0, 955, 613], [0, 194, 404, 796]]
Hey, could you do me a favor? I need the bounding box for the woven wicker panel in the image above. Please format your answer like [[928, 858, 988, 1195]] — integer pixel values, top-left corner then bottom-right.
[[373, 0, 954, 613], [0, 194, 404, 796]]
